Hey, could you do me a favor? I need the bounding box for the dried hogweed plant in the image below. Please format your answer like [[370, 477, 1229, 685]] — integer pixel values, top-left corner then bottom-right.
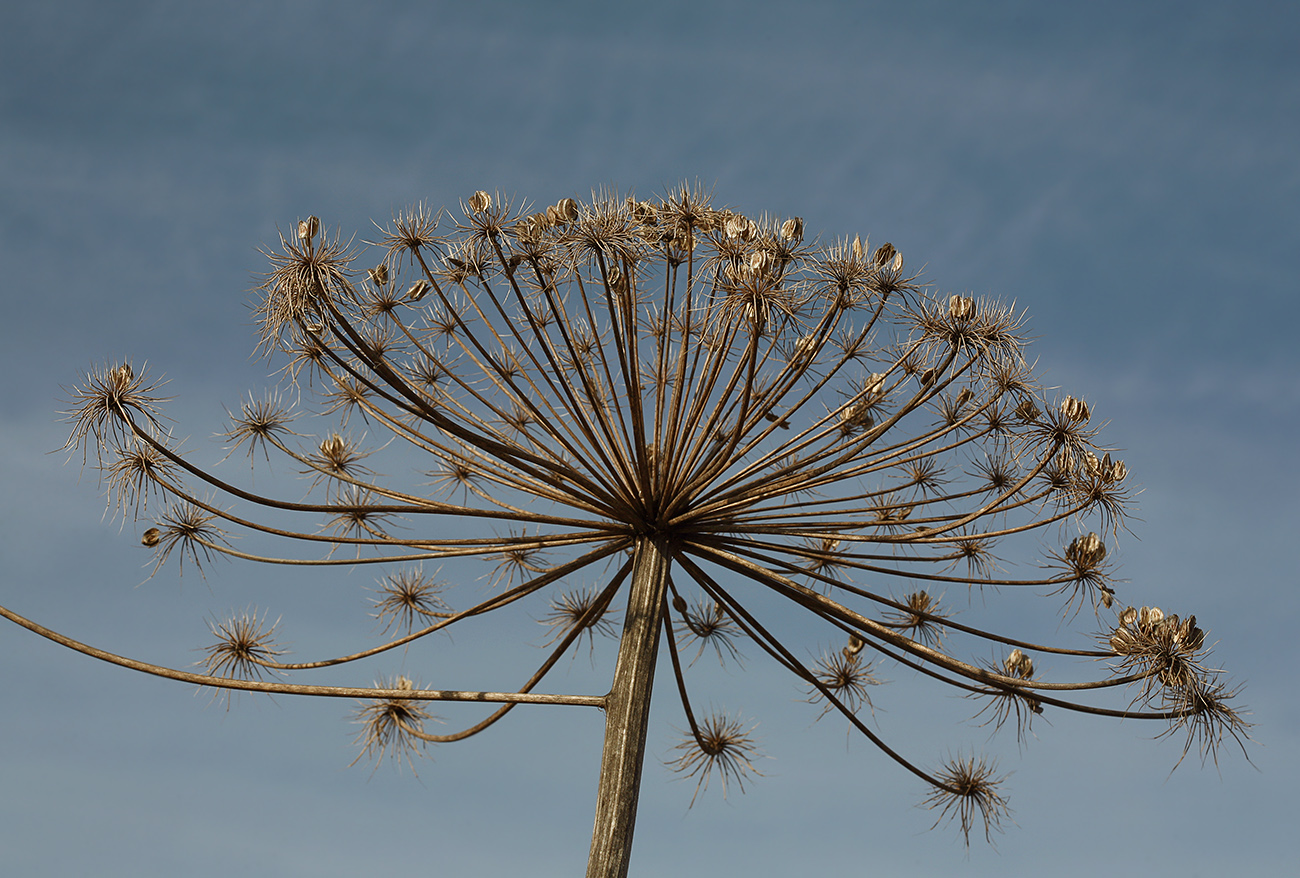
[[3, 185, 1249, 876]]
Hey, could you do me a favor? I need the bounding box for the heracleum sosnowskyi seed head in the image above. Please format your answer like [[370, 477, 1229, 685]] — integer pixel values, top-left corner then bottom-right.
[[5, 184, 1246, 875]]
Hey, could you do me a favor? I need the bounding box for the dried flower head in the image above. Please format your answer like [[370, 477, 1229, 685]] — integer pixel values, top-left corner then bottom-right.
[[922, 754, 1012, 846], [1109, 605, 1208, 693], [539, 586, 620, 651], [806, 644, 881, 719], [147, 499, 231, 577], [256, 225, 357, 353], [970, 649, 1043, 744], [372, 568, 451, 634], [62, 361, 169, 464], [1046, 532, 1116, 615], [351, 676, 438, 773], [201, 608, 283, 681], [668, 712, 763, 806], [375, 202, 441, 263], [883, 591, 949, 647], [305, 434, 375, 490], [221, 391, 297, 465], [675, 597, 744, 667], [104, 442, 176, 518]]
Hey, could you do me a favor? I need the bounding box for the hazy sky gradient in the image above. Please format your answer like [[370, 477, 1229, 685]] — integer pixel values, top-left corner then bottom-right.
[[2, 2, 1296, 875]]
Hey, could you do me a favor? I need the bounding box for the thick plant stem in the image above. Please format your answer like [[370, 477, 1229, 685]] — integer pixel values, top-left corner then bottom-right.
[[586, 537, 670, 878]]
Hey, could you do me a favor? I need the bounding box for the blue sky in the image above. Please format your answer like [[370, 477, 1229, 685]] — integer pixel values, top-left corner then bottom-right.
[[2, 1, 1296, 875]]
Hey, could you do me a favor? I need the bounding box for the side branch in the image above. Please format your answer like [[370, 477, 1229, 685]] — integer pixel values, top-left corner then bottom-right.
[[0, 603, 604, 708]]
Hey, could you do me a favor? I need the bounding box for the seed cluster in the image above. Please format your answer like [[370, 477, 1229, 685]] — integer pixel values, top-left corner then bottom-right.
[[52, 184, 1247, 841]]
